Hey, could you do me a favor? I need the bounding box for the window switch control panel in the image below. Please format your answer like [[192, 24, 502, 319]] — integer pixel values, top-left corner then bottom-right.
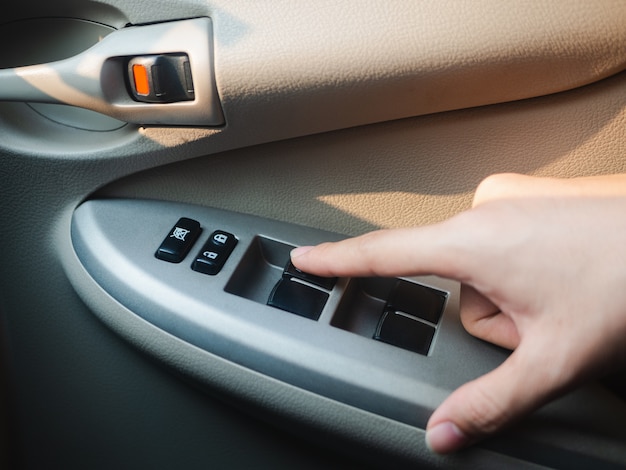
[[72, 200, 461, 429], [153, 217, 446, 355], [73, 199, 613, 468], [225, 235, 447, 356]]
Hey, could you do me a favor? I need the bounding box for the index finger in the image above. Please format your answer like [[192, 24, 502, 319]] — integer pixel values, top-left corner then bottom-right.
[[290, 216, 474, 282]]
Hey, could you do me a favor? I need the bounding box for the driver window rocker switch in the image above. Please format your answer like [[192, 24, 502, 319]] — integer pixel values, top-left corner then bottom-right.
[[267, 278, 329, 321], [283, 260, 337, 290]]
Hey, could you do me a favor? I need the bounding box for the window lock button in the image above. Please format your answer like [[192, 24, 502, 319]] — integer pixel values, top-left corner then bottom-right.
[[155, 217, 202, 263]]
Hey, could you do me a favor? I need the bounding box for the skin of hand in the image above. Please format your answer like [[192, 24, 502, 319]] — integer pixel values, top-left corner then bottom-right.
[[290, 173, 626, 454]]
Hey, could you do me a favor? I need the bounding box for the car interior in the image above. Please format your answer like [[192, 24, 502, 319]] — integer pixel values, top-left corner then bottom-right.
[[1, 1, 625, 468]]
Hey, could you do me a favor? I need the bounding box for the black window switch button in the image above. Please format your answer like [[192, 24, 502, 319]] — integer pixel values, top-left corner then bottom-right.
[[155, 217, 201, 263], [267, 278, 329, 320], [192, 230, 238, 275], [283, 260, 337, 290], [374, 310, 435, 355], [386, 280, 447, 324]]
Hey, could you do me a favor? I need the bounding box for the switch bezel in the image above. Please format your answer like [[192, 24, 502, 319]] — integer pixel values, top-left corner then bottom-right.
[[70, 198, 504, 435]]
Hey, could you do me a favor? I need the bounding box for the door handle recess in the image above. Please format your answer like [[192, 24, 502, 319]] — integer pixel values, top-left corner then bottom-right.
[[0, 17, 223, 126]]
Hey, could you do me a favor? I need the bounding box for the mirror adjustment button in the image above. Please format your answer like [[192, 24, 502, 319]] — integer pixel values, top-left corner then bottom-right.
[[267, 278, 328, 320], [192, 230, 238, 275], [283, 260, 337, 290], [155, 217, 201, 263], [374, 311, 435, 355], [386, 280, 446, 324]]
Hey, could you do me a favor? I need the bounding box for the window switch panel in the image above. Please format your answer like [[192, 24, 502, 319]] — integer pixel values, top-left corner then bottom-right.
[[155, 217, 202, 263]]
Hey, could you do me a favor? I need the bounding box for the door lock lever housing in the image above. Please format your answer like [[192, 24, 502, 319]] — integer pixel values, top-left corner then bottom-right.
[[0, 17, 223, 127]]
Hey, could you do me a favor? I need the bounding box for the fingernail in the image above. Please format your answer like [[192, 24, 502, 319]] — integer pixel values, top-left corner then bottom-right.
[[290, 246, 314, 258], [425, 421, 469, 454]]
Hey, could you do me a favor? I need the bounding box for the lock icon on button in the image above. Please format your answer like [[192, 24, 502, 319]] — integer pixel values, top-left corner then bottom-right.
[[213, 233, 228, 244], [192, 230, 237, 276]]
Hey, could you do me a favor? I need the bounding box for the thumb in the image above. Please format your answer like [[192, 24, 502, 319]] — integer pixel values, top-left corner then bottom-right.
[[425, 345, 560, 454]]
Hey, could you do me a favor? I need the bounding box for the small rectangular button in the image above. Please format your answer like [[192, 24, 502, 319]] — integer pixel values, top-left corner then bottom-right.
[[386, 280, 447, 324], [132, 64, 151, 96], [267, 278, 328, 320], [374, 310, 435, 355], [283, 260, 337, 290], [192, 230, 237, 275], [155, 217, 201, 263]]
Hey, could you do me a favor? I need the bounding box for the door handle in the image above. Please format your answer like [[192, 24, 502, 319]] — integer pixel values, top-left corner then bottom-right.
[[0, 17, 223, 126]]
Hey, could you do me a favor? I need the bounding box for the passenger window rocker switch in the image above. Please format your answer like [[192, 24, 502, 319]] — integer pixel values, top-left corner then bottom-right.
[[155, 217, 202, 263], [386, 280, 447, 324], [374, 311, 435, 356], [373, 280, 446, 355]]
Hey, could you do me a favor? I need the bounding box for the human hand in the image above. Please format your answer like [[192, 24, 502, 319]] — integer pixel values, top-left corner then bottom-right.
[[290, 173, 626, 454]]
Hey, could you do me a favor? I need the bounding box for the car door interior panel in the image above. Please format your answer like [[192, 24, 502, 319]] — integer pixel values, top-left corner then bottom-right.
[[2, 1, 626, 469]]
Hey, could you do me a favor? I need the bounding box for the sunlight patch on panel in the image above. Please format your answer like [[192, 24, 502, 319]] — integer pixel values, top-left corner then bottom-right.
[[140, 127, 220, 147], [317, 192, 472, 229]]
